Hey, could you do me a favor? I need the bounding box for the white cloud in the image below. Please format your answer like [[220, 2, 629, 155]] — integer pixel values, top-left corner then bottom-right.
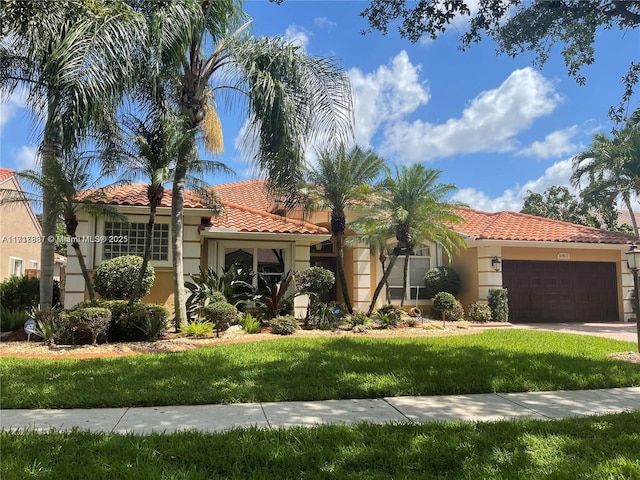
[[284, 25, 310, 51], [0, 88, 27, 136], [517, 126, 579, 159], [314, 17, 336, 29], [453, 158, 574, 212], [380, 67, 563, 162], [348, 51, 430, 147], [15, 145, 38, 170]]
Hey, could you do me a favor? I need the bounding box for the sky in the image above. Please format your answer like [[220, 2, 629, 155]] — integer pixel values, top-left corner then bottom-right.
[[1, 1, 638, 213]]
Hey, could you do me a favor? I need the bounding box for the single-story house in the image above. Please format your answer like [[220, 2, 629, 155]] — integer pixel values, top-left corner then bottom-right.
[[0, 168, 42, 281], [64, 179, 638, 323]]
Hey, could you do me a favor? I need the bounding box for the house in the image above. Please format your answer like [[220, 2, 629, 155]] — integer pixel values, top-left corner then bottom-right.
[[64, 179, 638, 323], [0, 168, 42, 281]]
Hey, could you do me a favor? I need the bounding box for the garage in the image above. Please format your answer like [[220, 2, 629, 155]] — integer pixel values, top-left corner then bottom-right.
[[501, 260, 618, 323]]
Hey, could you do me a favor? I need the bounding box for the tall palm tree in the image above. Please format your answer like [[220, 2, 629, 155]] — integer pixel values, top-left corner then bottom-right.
[[0, 1, 146, 307], [305, 145, 385, 314], [15, 153, 126, 305], [141, 0, 354, 327], [361, 165, 466, 311], [571, 124, 640, 237]]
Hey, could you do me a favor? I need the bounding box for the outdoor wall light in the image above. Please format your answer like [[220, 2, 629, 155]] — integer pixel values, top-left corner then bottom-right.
[[491, 256, 501, 272]]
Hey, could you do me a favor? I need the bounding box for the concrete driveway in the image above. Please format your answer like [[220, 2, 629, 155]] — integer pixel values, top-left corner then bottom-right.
[[512, 322, 638, 343]]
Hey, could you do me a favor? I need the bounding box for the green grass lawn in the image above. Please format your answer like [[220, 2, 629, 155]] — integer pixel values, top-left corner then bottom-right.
[[2, 411, 640, 479], [1, 330, 638, 409]]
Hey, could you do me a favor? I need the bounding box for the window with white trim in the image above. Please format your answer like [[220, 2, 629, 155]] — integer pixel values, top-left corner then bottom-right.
[[30, 260, 39, 269], [9, 257, 23, 277], [103, 222, 169, 261], [387, 247, 431, 300]]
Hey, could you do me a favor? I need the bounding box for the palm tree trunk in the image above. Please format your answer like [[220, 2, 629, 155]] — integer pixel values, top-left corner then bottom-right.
[[368, 254, 398, 315], [71, 241, 97, 305], [400, 253, 410, 308], [335, 232, 352, 314], [129, 202, 157, 307], [624, 194, 639, 237], [39, 106, 63, 309], [172, 162, 188, 329]]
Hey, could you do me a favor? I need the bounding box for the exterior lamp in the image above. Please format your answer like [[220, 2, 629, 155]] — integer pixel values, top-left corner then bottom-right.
[[624, 244, 640, 353], [491, 256, 501, 272]]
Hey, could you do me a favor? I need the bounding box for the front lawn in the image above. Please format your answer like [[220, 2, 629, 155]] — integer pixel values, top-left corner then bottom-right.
[[1, 330, 638, 409], [2, 411, 640, 479]]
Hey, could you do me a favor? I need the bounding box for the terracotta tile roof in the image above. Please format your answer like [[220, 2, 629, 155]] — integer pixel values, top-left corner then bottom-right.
[[456, 207, 636, 245], [84, 184, 207, 208], [85, 181, 326, 235], [0, 168, 15, 183]]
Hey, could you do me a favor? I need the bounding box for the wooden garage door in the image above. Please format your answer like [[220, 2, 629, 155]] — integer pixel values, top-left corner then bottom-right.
[[501, 260, 618, 323]]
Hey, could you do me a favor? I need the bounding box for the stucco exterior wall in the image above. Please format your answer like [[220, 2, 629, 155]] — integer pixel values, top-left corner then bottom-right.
[[449, 246, 479, 311], [0, 177, 42, 281]]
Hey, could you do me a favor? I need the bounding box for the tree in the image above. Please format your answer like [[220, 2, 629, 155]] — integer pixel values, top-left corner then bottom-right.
[[359, 0, 640, 121], [305, 145, 385, 314], [142, 1, 354, 327], [571, 116, 640, 236], [520, 185, 616, 229], [356, 165, 466, 312], [0, 1, 146, 307], [13, 153, 126, 305]]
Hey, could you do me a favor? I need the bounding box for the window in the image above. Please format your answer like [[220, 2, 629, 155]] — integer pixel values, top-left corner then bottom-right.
[[387, 247, 431, 300], [103, 222, 169, 261], [30, 260, 39, 270], [224, 246, 286, 289], [9, 257, 23, 277]]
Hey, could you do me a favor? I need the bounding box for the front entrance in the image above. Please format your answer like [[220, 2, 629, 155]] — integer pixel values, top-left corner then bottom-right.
[[502, 260, 618, 323]]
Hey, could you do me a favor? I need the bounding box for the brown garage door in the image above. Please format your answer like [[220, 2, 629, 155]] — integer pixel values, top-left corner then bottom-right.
[[501, 260, 618, 323]]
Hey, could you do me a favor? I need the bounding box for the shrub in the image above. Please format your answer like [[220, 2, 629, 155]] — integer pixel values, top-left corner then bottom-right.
[[376, 312, 398, 329], [239, 313, 262, 334], [423, 266, 461, 299], [345, 312, 369, 328], [118, 303, 170, 341], [375, 304, 402, 325], [468, 302, 492, 322], [447, 300, 465, 322], [405, 316, 420, 327], [67, 307, 111, 345], [269, 315, 298, 335], [255, 271, 295, 319], [31, 308, 66, 344], [432, 292, 456, 319], [296, 266, 335, 297], [488, 288, 509, 322], [186, 265, 255, 315], [308, 302, 340, 330], [203, 301, 238, 336], [179, 320, 214, 337], [93, 256, 155, 300], [0, 276, 60, 310], [0, 307, 29, 332]]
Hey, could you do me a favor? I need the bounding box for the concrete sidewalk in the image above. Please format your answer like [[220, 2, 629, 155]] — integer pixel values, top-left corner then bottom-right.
[[2, 387, 639, 434]]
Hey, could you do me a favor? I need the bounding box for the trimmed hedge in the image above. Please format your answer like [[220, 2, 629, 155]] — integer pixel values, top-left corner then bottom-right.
[[423, 266, 461, 299], [203, 301, 238, 336], [94, 256, 155, 300], [488, 288, 509, 322], [270, 315, 298, 335]]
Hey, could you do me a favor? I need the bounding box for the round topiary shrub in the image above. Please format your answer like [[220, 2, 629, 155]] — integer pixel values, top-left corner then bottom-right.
[[468, 302, 492, 322], [423, 266, 461, 299], [209, 291, 227, 303], [203, 301, 238, 336], [296, 266, 335, 296], [431, 292, 456, 318], [269, 315, 298, 335], [94, 255, 155, 300]]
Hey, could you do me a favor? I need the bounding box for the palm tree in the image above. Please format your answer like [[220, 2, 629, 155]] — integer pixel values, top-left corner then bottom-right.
[[571, 123, 640, 236], [305, 145, 385, 314], [113, 111, 232, 306], [15, 153, 126, 305], [361, 165, 466, 311], [140, 1, 354, 327], [0, 1, 146, 307]]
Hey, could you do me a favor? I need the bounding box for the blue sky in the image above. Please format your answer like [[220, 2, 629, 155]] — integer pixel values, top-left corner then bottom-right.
[[1, 1, 638, 212]]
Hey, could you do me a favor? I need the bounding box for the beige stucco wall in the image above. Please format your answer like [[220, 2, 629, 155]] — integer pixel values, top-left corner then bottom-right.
[[449, 246, 479, 311], [0, 177, 42, 281]]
